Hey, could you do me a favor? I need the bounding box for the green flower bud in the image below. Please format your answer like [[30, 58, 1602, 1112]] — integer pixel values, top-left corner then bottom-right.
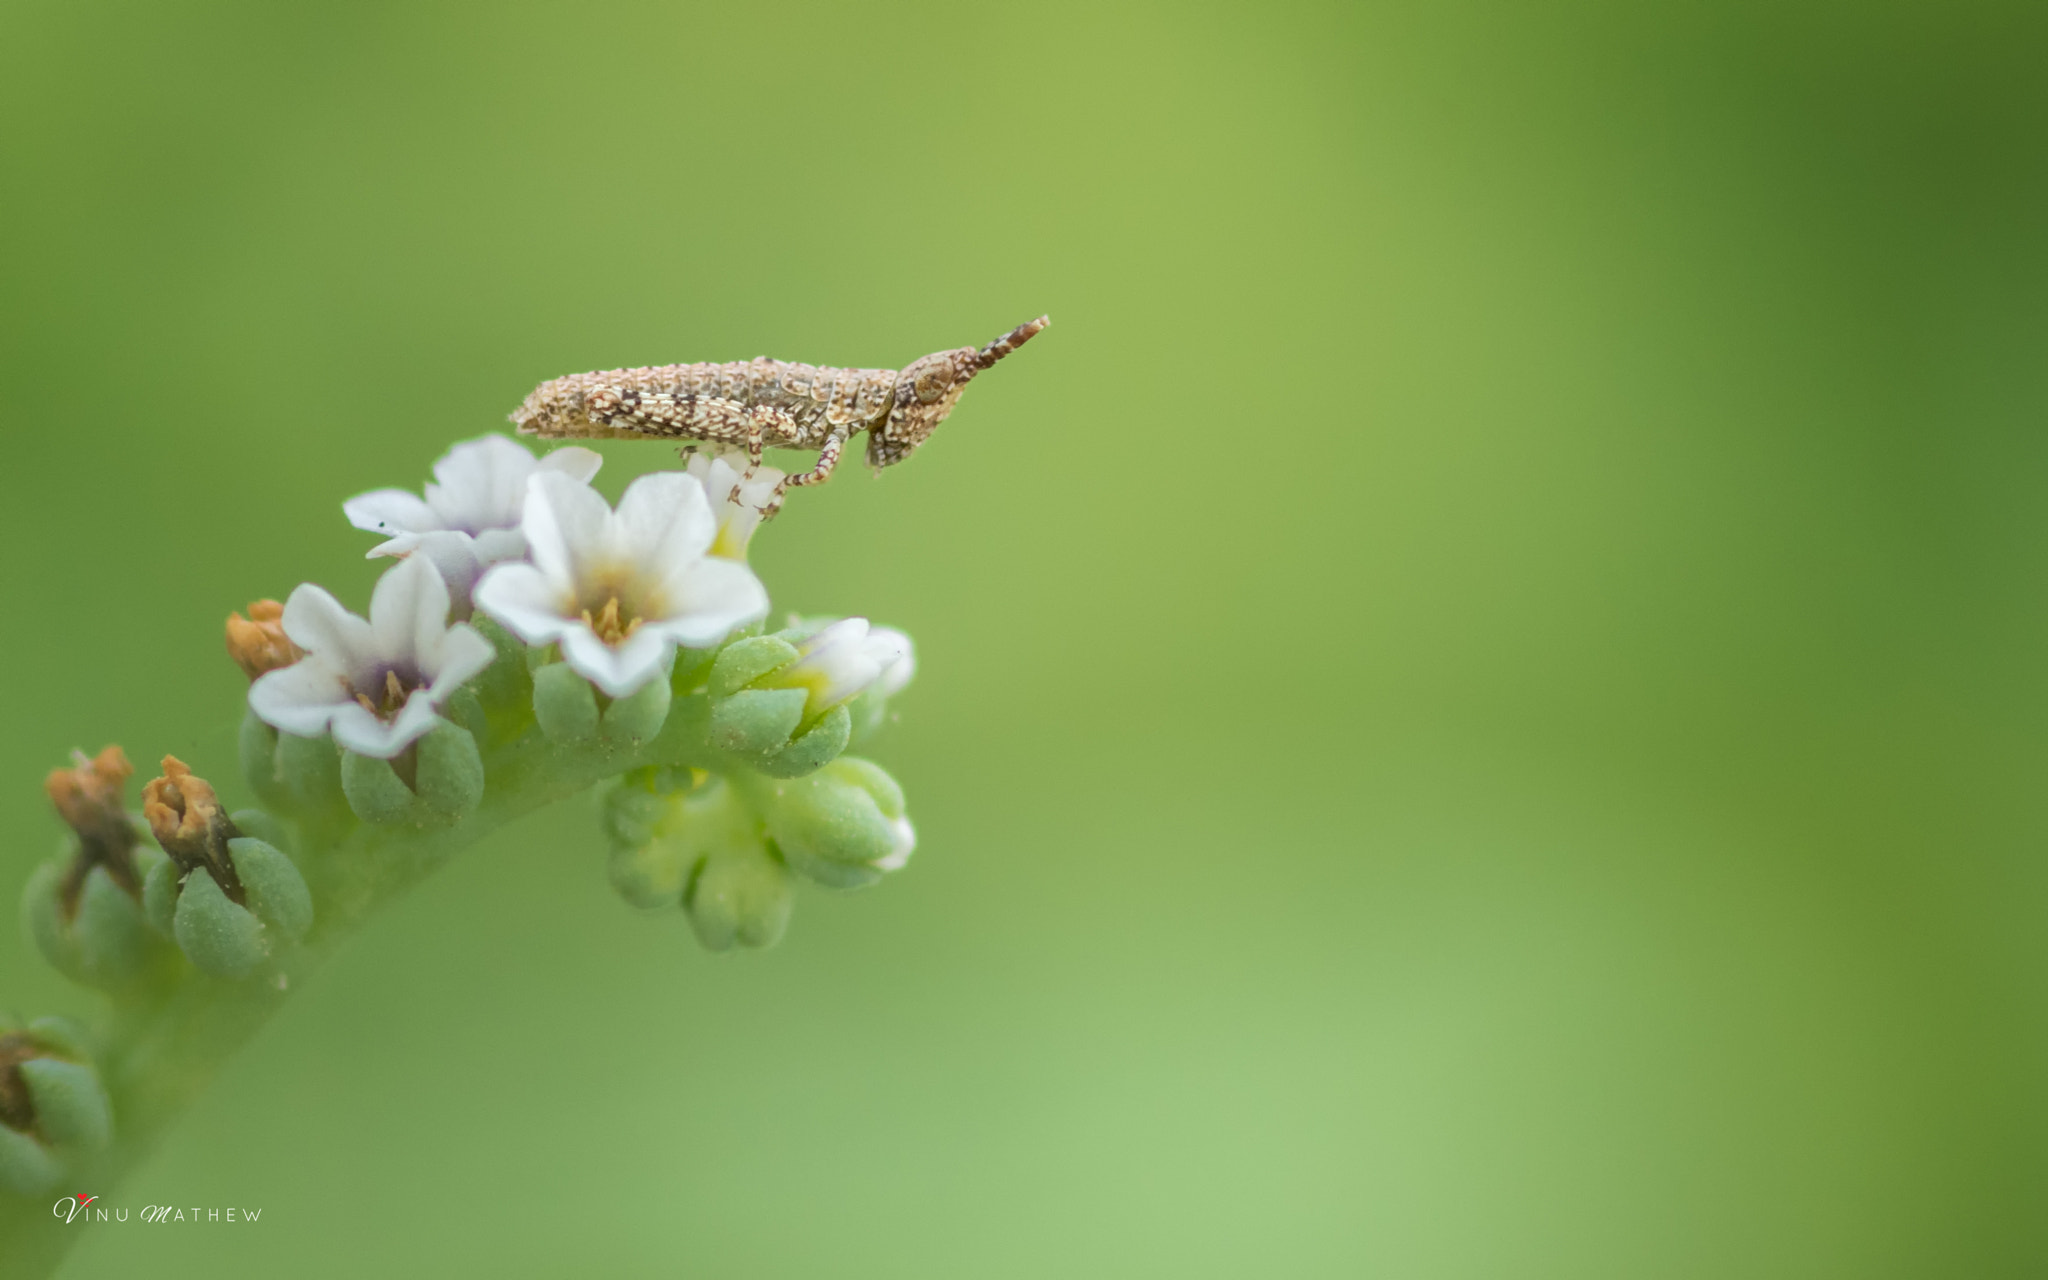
[[339, 751, 413, 825], [230, 838, 313, 943], [231, 807, 293, 851], [602, 669, 672, 743], [445, 685, 490, 743], [275, 727, 345, 813], [23, 851, 171, 991], [0, 1127, 60, 1196], [600, 784, 664, 850], [470, 616, 534, 713], [684, 842, 793, 951], [0, 1020, 114, 1194], [750, 705, 851, 779], [600, 773, 789, 937], [238, 709, 293, 811], [747, 757, 914, 890], [708, 635, 801, 696], [532, 661, 600, 742], [340, 719, 485, 827], [416, 718, 486, 817], [709, 687, 808, 755], [141, 760, 314, 976], [601, 773, 724, 910], [670, 645, 718, 695], [704, 623, 904, 777], [142, 856, 179, 938], [16, 1060, 111, 1150], [173, 869, 266, 978]]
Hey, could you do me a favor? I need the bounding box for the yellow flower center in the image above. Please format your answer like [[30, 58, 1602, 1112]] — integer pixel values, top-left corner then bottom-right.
[[582, 596, 641, 647]]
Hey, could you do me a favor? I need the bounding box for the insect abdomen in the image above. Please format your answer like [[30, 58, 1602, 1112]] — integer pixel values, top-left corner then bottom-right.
[[512, 358, 901, 442]]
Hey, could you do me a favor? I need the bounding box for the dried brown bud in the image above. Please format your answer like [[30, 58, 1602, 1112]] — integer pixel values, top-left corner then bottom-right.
[[141, 757, 245, 903], [225, 599, 303, 682], [44, 746, 144, 916]]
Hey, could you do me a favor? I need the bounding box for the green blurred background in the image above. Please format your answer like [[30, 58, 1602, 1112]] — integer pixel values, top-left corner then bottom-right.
[[4, 0, 2048, 1273]]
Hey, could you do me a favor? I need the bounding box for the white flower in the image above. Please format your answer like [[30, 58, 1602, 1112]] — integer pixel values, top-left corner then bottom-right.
[[343, 436, 603, 608], [684, 448, 783, 560], [771, 618, 913, 716], [249, 555, 496, 759], [473, 470, 769, 698]]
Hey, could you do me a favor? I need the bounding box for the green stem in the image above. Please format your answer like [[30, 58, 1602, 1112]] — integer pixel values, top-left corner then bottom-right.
[[0, 694, 721, 1274]]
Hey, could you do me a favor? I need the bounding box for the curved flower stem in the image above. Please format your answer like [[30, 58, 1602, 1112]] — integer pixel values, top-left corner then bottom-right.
[[0, 697, 721, 1275]]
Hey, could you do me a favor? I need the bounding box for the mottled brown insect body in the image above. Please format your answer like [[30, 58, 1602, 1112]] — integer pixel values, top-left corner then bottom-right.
[[511, 316, 1049, 512]]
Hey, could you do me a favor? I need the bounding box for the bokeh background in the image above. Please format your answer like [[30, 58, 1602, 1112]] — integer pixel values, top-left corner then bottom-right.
[[4, 0, 2048, 1274]]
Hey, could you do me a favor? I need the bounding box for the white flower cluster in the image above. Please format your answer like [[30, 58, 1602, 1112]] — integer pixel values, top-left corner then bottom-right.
[[248, 436, 883, 759]]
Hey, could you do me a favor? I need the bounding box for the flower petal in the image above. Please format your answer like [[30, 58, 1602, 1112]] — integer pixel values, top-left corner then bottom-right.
[[523, 470, 611, 591], [645, 556, 769, 648], [868, 626, 916, 698], [366, 555, 451, 666], [473, 562, 573, 646], [614, 472, 716, 572], [874, 816, 917, 871], [559, 624, 671, 698], [426, 436, 542, 534], [279, 584, 378, 681], [536, 446, 603, 485], [468, 528, 528, 566], [329, 699, 432, 759], [343, 489, 442, 537], [248, 657, 353, 737], [404, 532, 486, 617], [423, 621, 496, 693]]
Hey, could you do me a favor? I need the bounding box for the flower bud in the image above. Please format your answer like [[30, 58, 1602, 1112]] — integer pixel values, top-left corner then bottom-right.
[[470, 615, 535, 716], [532, 652, 674, 745], [602, 666, 672, 743], [705, 632, 861, 777], [140, 760, 313, 977], [600, 772, 792, 950], [168, 866, 266, 978], [224, 599, 303, 681], [340, 718, 485, 826], [601, 770, 747, 911], [684, 841, 793, 952], [0, 1018, 112, 1196], [748, 757, 914, 890], [240, 710, 346, 816], [532, 661, 600, 742], [143, 757, 243, 899], [26, 747, 173, 990]]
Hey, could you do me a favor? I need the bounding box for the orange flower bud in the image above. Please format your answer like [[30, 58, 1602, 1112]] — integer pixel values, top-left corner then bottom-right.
[[43, 746, 143, 914], [225, 600, 303, 682], [141, 758, 245, 903]]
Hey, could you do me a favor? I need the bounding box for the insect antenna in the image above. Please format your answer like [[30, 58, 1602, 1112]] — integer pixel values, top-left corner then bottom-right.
[[976, 315, 1051, 369]]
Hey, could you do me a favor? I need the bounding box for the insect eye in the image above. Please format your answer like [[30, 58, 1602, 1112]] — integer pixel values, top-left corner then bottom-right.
[[913, 369, 950, 403]]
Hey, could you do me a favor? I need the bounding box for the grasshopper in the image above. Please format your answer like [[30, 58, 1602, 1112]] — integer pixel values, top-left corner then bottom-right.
[[510, 315, 1050, 515]]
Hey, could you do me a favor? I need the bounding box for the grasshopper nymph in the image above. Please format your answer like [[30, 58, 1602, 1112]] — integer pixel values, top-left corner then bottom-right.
[[511, 316, 1050, 515]]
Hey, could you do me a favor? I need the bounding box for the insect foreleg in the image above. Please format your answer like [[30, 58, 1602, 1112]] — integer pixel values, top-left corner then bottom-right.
[[762, 432, 849, 518]]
